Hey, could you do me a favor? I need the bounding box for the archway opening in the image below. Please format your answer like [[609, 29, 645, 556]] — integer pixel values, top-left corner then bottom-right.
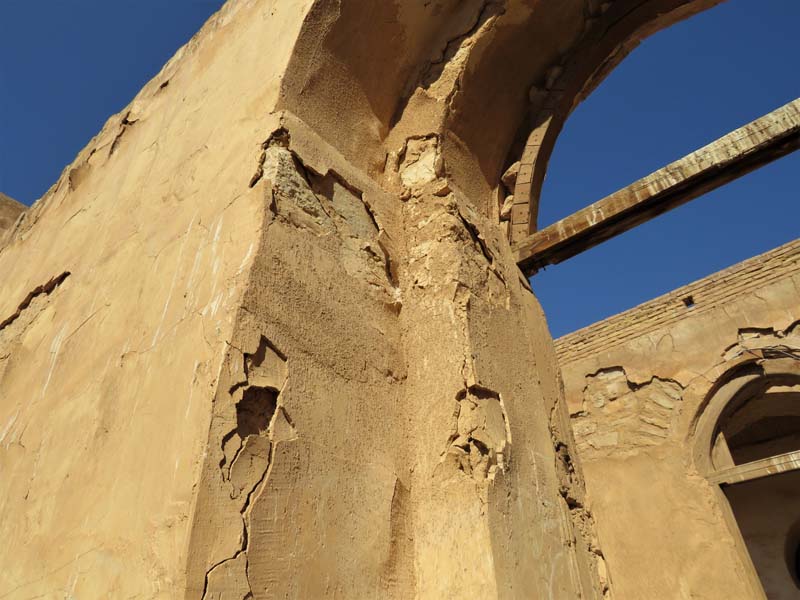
[[704, 367, 800, 599], [526, 0, 800, 337], [715, 381, 800, 466], [725, 472, 800, 598]]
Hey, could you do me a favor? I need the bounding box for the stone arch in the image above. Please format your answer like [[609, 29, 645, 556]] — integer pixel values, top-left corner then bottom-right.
[[498, 0, 725, 242], [688, 355, 800, 477], [279, 0, 725, 224]]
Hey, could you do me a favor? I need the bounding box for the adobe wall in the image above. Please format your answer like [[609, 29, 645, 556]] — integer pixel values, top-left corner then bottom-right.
[[0, 0, 683, 597], [0, 2, 310, 596], [558, 238, 800, 599]]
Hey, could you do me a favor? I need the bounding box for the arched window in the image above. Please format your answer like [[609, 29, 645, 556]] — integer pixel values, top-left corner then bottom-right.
[[695, 356, 800, 598], [712, 379, 800, 469]]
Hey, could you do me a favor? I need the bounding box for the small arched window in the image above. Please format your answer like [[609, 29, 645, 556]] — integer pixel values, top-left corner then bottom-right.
[[711, 378, 800, 471]]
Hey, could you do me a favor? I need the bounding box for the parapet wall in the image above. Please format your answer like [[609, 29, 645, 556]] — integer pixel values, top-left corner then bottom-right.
[[557, 238, 800, 371]]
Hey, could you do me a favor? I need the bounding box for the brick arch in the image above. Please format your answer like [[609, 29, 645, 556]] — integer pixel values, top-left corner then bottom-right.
[[508, 0, 723, 243], [685, 355, 800, 477]]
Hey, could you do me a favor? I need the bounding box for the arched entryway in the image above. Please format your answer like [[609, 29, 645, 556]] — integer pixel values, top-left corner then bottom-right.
[[694, 355, 800, 598]]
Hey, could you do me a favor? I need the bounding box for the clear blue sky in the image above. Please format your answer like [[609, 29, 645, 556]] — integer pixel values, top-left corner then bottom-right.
[[1, 1, 797, 337]]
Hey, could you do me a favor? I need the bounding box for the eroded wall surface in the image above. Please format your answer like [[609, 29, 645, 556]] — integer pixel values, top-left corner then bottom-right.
[[558, 238, 800, 599], [0, 1, 310, 595], [0, 193, 25, 242], [0, 0, 622, 598]]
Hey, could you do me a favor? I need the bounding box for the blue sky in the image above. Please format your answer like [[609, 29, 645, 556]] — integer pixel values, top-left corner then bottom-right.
[[1, 0, 797, 337], [535, 0, 799, 336]]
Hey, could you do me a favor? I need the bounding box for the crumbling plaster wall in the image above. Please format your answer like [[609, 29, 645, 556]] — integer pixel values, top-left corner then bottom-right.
[[0, 0, 314, 596], [182, 117, 608, 598], [0, 0, 654, 597], [557, 238, 800, 599]]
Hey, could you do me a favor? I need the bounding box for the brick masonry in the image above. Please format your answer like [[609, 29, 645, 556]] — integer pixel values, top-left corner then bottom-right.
[[556, 238, 800, 366]]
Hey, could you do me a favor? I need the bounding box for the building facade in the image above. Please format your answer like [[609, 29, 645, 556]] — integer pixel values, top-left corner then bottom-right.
[[560, 239, 800, 599], [0, 0, 794, 598]]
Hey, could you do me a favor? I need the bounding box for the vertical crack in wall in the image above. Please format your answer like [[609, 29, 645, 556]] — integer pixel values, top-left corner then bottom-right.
[[550, 395, 613, 599], [455, 204, 510, 300], [202, 335, 294, 600], [456, 209, 494, 266], [423, 0, 505, 86], [109, 112, 138, 156], [389, 0, 506, 127]]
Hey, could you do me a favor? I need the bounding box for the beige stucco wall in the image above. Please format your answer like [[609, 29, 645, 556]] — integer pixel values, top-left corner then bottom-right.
[[0, 0, 696, 597], [558, 238, 800, 599], [0, 1, 309, 596]]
